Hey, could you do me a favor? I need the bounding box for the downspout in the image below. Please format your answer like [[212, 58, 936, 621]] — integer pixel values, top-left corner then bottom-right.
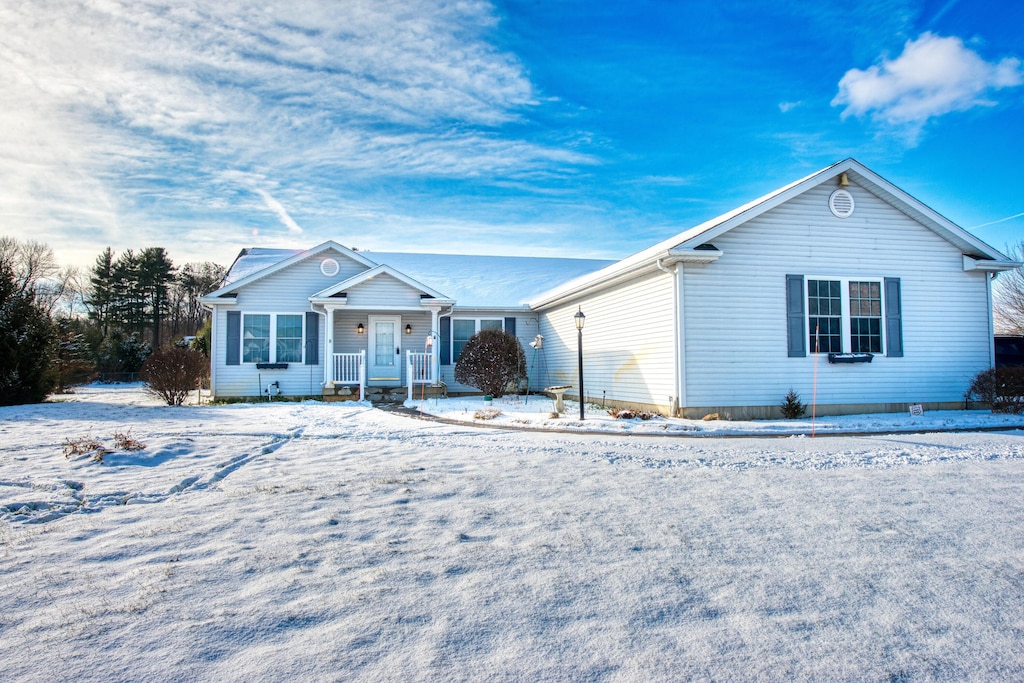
[[207, 304, 217, 400], [657, 258, 683, 416], [988, 273, 996, 368]]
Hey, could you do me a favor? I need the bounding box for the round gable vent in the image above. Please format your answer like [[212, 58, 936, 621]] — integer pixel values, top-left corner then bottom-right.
[[829, 189, 855, 218], [320, 258, 340, 277]]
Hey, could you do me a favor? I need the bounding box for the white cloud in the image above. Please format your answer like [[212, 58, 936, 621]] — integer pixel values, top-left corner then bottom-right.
[[778, 101, 802, 113], [254, 189, 303, 234], [832, 32, 1023, 139], [0, 0, 597, 267]]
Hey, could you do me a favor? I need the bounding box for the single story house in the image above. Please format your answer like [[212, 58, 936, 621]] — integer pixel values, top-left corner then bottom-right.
[[201, 159, 1020, 417]]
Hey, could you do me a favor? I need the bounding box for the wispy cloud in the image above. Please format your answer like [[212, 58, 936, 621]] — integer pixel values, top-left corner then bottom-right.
[[0, 0, 595, 265], [778, 101, 802, 113], [254, 189, 302, 234], [832, 32, 1023, 142]]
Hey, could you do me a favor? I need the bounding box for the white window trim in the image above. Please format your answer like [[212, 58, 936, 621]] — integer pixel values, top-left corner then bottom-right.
[[451, 317, 505, 363], [241, 312, 305, 364], [806, 277, 885, 355]]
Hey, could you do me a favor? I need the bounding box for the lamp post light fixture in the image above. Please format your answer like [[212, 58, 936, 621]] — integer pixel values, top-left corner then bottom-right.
[[574, 307, 585, 420]]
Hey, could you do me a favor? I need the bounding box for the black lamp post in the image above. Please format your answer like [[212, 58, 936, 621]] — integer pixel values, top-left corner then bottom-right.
[[574, 307, 585, 420]]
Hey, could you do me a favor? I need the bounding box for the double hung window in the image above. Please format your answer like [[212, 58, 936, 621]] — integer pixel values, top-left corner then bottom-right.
[[242, 313, 304, 364], [806, 279, 883, 354]]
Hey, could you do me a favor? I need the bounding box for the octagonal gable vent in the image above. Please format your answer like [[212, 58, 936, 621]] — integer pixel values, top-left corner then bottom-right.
[[829, 189, 855, 218]]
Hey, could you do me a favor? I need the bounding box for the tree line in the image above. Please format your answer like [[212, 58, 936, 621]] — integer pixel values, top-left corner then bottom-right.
[[0, 236, 225, 405]]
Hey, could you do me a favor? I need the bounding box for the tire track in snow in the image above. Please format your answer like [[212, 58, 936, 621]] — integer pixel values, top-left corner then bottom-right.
[[1, 427, 306, 525]]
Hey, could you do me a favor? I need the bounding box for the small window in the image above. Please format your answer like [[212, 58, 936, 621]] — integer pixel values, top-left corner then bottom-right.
[[849, 281, 882, 353], [243, 314, 271, 364], [807, 280, 842, 353], [276, 315, 303, 363]]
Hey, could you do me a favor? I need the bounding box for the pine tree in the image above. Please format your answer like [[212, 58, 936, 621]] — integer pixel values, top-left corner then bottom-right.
[[87, 247, 115, 337], [0, 259, 57, 404]]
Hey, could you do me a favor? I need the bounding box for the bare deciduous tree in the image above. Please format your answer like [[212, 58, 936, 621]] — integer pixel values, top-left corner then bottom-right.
[[994, 241, 1024, 335]]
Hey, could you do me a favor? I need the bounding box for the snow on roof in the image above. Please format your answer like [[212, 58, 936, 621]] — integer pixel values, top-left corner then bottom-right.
[[222, 248, 303, 286], [222, 247, 614, 307]]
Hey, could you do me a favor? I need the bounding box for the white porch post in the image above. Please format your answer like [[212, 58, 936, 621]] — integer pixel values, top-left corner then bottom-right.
[[430, 308, 440, 384], [324, 307, 337, 386]]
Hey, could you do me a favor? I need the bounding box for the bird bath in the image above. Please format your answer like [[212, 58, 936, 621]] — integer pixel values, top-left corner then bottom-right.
[[544, 385, 573, 414]]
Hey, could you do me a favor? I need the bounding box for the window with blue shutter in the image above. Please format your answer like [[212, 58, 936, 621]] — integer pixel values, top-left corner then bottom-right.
[[226, 311, 241, 365]]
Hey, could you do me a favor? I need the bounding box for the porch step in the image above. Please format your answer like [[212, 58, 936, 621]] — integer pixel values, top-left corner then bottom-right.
[[321, 384, 447, 403]]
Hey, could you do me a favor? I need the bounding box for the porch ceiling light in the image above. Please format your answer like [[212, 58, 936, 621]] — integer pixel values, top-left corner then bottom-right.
[[357, 323, 365, 334]]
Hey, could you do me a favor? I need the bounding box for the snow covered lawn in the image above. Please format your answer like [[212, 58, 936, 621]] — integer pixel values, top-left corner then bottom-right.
[[2, 385, 1024, 681]]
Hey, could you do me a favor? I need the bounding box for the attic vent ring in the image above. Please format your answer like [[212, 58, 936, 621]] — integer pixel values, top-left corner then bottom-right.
[[320, 258, 340, 277], [829, 189, 855, 219]]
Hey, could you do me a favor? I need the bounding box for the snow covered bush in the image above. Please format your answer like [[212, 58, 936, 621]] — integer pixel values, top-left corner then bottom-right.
[[966, 366, 1024, 414], [454, 329, 526, 398], [140, 347, 208, 406]]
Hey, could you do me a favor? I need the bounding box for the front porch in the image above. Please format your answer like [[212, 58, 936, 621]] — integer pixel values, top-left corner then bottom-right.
[[321, 349, 444, 402]]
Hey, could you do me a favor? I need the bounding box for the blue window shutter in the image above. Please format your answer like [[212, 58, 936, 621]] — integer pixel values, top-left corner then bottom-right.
[[440, 317, 451, 365], [884, 277, 903, 357], [226, 311, 241, 365], [305, 312, 319, 365], [786, 275, 806, 357], [504, 316, 516, 337]]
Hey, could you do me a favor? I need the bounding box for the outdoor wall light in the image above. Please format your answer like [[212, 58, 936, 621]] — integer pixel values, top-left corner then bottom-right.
[[357, 323, 365, 334], [405, 324, 413, 335]]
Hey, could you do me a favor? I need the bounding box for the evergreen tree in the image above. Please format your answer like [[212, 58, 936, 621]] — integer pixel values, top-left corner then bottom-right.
[[0, 259, 57, 404], [138, 247, 175, 348], [87, 247, 115, 337]]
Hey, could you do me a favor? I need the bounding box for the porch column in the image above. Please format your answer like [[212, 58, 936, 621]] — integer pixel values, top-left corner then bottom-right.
[[324, 306, 336, 386], [430, 308, 440, 384]]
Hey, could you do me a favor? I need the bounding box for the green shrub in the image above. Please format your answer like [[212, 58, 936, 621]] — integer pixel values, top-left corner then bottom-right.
[[0, 261, 57, 405], [780, 388, 806, 419], [454, 329, 526, 398], [966, 366, 1024, 414]]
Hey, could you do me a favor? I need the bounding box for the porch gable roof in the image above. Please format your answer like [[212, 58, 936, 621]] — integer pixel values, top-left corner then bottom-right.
[[309, 264, 455, 305]]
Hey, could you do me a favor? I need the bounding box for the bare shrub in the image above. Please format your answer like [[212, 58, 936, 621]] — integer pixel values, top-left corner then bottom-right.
[[63, 435, 110, 462], [140, 347, 209, 406], [474, 408, 502, 420], [454, 330, 526, 398], [608, 407, 655, 420], [966, 366, 1024, 414], [114, 429, 146, 451]]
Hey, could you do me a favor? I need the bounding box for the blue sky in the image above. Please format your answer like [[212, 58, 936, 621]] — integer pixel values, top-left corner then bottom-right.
[[1, 0, 1022, 270]]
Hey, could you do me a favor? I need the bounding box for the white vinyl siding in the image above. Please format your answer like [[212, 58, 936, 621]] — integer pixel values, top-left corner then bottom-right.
[[682, 181, 991, 410], [211, 249, 361, 397], [538, 270, 675, 408], [346, 273, 427, 308]]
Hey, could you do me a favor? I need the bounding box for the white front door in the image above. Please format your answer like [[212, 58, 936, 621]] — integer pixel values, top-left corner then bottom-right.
[[367, 315, 402, 386]]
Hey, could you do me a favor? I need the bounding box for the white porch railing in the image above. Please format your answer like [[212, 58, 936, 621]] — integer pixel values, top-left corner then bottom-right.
[[332, 351, 366, 401], [407, 351, 436, 400]]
